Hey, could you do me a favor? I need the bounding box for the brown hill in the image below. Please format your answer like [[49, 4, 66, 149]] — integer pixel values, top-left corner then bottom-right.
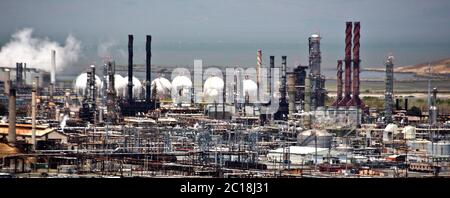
[[396, 58, 450, 76]]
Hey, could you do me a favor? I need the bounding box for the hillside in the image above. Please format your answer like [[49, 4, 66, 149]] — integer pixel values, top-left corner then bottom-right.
[[365, 58, 450, 77], [396, 58, 450, 76]]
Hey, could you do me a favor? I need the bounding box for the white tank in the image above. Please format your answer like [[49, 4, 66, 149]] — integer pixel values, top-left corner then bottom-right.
[[297, 129, 332, 148], [123, 76, 142, 99], [383, 123, 398, 143], [433, 142, 450, 156], [151, 77, 172, 99], [172, 76, 192, 104], [243, 79, 257, 103], [402, 126, 416, 140], [114, 74, 127, 97], [74, 73, 102, 97], [203, 76, 224, 103]]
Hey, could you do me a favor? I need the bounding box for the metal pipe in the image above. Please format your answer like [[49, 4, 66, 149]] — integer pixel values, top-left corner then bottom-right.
[[128, 34, 134, 102]]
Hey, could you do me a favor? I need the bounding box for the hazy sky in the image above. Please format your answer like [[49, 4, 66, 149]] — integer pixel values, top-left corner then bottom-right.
[[1, 0, 450, 75]]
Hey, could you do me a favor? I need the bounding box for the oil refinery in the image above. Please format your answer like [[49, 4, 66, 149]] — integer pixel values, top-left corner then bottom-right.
[[0, 21, 449, 179]]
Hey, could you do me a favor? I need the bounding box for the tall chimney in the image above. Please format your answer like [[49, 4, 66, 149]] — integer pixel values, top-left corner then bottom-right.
[[23, 63, 27, 85], [280, 56, 287, 102], [385, 56, 394, 124], [128, 35, 134, 102], [287, 73, 296, 117], [338, 22, 353, 106], [257, 49, 262, 101], [269, 56, 274, 99], [146, 35, 152, 102], [332, 60, 343, 107], [51, 50, 56, 100], [347, 21, 365, 109], [32, 76, 38, 150], [7, 79, 16, 145]]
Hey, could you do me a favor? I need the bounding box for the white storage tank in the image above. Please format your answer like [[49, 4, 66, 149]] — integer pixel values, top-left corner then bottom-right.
[[123, 76, 142, 99], [433, 142, 450, 156], [171, 75, 193, 104], [297, 129, 332, 148], [74, 73, 103, 97], [402, 126, 416, 140], [203, 76, 224, 103], [151, 77, 172, 100], [383, 123, 398, 143], [407, 140, 432, 153], [243, 79, 257, 103]]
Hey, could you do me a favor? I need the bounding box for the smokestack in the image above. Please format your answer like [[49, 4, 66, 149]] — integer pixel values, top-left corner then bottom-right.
[[257, 49, 262, 101], [338, 22, 353, 107], [16, 63, 24, 87], [51, 50, 56, 100], [7, 79, 16, 145], [32, 77, 38, 150], [280, 56, 287, 102], [347, 22, 365, 109], [91, 65, 96, 104], [23, 63, 27, 85], [128, 34, 134, 102], [332, 60, 343, 107], [269, 56, 274, 98], [287, 73, 296, 117], [395, 98, 400, 110], [385, 56, 394, 124], [146, 35, 152, 103], [404, 98, 408, 111]]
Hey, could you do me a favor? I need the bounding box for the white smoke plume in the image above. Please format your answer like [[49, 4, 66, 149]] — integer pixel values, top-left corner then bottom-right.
[[97, 40, 116, 58], [0, 28, 81, 72]]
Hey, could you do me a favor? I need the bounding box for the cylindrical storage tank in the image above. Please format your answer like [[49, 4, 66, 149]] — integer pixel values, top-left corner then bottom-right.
[[297, 129, 332, 148], [407, 140, 432, 153], [151, 77, 172, 100], [171, 75, 193, 104], [203, 76, 224, 103], [433, 142, 450, 156], [402, 126, 416, 140], [383, 123, 398, 143]]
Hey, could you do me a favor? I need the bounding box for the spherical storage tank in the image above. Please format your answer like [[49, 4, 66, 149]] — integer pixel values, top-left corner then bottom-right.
[[151, 77, 172, 100], [114, 74, 127, 96], [171, 76, 192, 104], [123, 76, 142, 99], [203, 76, 224, 103], [74, 73, 103, 97], [243, 79, 257, 102], [297, 129, 332, 148]]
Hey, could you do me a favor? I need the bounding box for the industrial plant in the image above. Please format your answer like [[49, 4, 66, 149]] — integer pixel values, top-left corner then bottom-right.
[[1, 21, 450, 178]]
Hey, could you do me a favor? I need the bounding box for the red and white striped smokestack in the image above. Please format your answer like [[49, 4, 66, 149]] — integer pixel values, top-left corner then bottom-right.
[[347, 22, 365, 109], [257, 49, 262, 101], [332, 60, 343, 107], [338, 22, 353, 106]]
